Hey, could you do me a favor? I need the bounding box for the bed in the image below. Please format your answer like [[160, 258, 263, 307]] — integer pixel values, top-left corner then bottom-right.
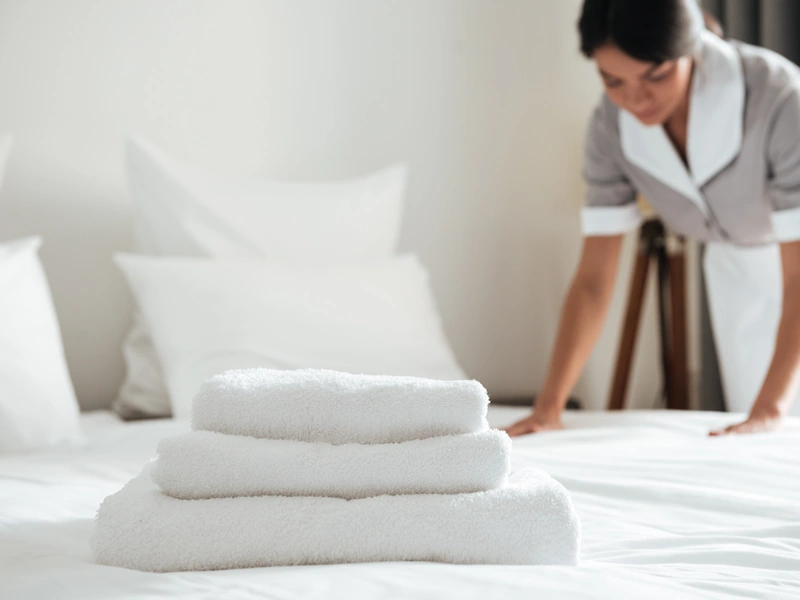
[[2, 405, 799, 600]]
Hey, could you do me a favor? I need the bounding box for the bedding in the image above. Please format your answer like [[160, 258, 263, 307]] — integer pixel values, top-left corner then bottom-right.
[[115, 255, 466, 419], [0, 137, 81, 451], [0, 236, 81, 452], [116, 135, 407, 418], [126, 135, 407, 264], [2, 406, 799, 599]]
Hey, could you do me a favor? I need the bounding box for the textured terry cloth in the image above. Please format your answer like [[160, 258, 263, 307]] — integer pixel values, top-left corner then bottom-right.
[[151, 429, 511, 500], [93, 465, 581, 572], [191, 368, 489, 444]]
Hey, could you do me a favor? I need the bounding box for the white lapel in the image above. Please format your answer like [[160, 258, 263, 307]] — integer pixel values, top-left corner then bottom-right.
[[619, 31, 745, 217], [619, 109, 706, 212], [687, 32, 745, 188]]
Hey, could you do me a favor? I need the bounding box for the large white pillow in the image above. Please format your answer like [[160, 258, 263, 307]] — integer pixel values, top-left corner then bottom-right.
[[0, 237, 82, 452], [115, 135, 407, 418], [127, 135, 407, 262], [114, 254, 465, 420]]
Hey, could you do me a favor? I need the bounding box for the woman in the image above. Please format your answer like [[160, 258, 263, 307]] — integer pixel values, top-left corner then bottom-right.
[[506, 0, 800, 437]]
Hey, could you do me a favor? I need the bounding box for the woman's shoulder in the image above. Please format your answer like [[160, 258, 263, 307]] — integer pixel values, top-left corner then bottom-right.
[[732, 39, 800, 105], [586, 94, 621, 142]]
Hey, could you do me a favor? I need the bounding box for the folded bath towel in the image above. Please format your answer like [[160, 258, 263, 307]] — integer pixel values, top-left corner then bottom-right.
[[151, 429, 511, 500], [191, 368, 489, 444], [94, 465, 581, 571]]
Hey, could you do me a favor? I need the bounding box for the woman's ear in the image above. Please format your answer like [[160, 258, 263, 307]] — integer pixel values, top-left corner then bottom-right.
[[702, 10, 724, 38]]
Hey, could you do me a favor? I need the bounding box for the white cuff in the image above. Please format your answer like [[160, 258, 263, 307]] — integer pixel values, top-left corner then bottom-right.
[[581, 204, 643, 236], [771, 207, 800, 242]]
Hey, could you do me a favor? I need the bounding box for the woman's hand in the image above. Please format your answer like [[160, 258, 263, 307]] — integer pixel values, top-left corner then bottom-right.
[[712, 242, 800, 436], [709, 406, 784, 436], [503, 409, 564, 437], [500, 236, 621, 439]]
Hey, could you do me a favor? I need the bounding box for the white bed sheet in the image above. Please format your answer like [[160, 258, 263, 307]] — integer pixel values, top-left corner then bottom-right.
[[2, 406, 799, 600]]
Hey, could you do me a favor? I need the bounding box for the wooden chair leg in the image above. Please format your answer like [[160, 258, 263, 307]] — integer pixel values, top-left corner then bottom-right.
[[667, 238, 689, 410], [608, 229, 651, 411]]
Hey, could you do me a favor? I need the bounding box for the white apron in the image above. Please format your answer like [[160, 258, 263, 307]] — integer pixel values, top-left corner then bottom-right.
[[704, 243, 800, 416]]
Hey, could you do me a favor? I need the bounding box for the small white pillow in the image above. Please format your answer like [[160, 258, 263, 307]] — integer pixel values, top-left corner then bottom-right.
[[114, 254, 465, 419], [115, 135, 408, 418], [0, 237, 81, 452]]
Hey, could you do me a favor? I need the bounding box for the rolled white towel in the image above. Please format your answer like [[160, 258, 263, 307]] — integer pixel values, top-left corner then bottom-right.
[[151, 429, 511, 500], [191, 368, 489, 444], [93, 465, 581, 571]]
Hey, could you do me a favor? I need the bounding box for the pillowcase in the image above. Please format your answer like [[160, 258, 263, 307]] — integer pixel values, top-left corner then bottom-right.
[[115, 135, 408, 418], [114, 253, 465, 419], [0, 237, 82, 452], [127, 135, 407, 262]]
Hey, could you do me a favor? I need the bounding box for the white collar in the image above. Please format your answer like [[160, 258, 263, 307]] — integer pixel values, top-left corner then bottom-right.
[[619, 31, 745, 216]]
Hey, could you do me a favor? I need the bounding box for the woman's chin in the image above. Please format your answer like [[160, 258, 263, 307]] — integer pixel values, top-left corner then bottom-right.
[[632, 110, 665, 126]]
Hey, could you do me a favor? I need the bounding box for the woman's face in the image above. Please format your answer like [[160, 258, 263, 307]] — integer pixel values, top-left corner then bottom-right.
[[593, 43, 694, 126]]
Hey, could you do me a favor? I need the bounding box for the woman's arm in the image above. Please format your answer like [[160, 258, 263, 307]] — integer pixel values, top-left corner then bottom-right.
[[504, 234, 624, 436], [711, 240, 800, 435]]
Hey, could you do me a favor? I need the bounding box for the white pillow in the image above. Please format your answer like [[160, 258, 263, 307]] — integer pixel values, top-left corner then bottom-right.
[[127, 135, 407, 262], [0, 237, 82, 452], [114, 254, 465, 419], [115, 135, 408, 418]]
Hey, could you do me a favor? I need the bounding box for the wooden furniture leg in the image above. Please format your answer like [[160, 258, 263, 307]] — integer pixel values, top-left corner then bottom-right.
[[608, 226, 652, 411], [667, 237, 689, 410]]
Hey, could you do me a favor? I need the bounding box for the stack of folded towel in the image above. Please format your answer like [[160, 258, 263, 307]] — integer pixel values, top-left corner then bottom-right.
[[93, 369, 580, 572]]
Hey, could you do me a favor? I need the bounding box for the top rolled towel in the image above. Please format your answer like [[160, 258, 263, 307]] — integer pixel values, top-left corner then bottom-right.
[[191, 368, 489, 444]]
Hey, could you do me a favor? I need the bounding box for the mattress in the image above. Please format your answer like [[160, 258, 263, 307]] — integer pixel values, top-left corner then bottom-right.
[[2, 405, 799, 599]]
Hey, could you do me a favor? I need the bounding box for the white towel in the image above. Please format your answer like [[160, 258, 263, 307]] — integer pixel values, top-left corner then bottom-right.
[[191, 368, 489, 444], [93, 465, 581, 571], [151, 429, 511, 500]]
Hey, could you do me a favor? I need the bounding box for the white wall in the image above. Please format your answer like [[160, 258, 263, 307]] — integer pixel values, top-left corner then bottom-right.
[[0, 0, 664, 411]]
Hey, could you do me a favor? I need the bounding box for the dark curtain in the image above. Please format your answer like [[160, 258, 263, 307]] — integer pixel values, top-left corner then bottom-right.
[[701, 0, 800, 64], [698, 0, 800, 411]]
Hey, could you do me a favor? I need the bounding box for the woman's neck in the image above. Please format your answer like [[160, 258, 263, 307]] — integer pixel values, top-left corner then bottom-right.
[[663, 62, 695, 166]]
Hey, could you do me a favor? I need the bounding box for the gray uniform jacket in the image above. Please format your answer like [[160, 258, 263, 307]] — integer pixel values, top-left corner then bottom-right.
[[582, 31, 800, 246]]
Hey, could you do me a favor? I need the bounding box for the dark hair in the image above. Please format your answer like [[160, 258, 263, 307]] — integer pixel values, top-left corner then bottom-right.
[[578, 0, 707, 63]]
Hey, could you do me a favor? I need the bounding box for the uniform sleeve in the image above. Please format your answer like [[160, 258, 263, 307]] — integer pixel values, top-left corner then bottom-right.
[[581, 105, 642, 236], [768, 85, 800, 242]]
